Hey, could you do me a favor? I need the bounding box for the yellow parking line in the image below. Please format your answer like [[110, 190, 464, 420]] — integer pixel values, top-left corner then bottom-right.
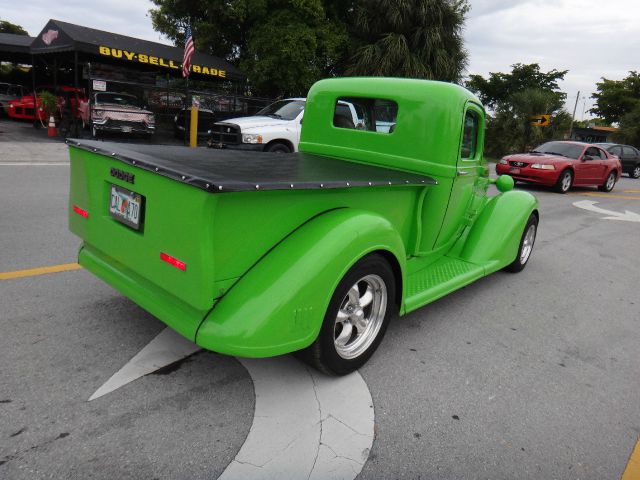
[[569, 192, 640, 200], [622, 440, 640, 480], [622, 189, 640, 193], [0, 263, 82, 281]]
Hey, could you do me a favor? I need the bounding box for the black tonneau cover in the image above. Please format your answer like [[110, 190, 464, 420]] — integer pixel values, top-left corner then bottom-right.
[[67, 139, 436, 193]]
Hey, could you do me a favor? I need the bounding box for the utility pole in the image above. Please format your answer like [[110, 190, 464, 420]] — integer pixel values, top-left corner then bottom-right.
[[568, 91, 580, 139]]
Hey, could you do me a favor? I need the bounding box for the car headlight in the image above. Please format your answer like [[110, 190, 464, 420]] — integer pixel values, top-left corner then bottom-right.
[[499, 158, 508, 165], [146, 114, 155, 123], [531, 163, 555, 170], [242, 133, 263, 144]]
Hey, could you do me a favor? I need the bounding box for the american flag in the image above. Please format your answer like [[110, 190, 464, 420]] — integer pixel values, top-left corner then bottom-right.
[[182, 24, 195, 78]]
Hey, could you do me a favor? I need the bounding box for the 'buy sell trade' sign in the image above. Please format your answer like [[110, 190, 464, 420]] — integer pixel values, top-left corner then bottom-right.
[[98, 46, 226, 78]]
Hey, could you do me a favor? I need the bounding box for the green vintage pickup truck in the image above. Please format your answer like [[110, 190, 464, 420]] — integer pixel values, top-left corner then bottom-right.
[[68, 77, 538, 374]]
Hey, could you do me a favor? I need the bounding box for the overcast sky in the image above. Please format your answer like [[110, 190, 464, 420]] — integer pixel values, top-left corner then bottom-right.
[[3, 0, 638, 119]]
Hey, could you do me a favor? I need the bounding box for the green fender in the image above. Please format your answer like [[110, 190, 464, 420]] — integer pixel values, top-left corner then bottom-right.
[[460, 190, 539, 272], [195, 208, 406, 357]]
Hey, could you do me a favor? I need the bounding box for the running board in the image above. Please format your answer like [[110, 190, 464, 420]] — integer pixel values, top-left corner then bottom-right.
[[404, 257, 485, 314]]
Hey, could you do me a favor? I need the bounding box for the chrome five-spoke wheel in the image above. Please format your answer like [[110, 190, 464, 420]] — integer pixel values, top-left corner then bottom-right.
[[505, 213, 538, 273], [300, 254, 396, 375], [519, 223, 536, 265], [334, 274, 387, 360]]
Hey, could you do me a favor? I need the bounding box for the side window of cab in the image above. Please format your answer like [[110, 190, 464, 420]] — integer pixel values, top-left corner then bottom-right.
[[460, 110, 479, 160]]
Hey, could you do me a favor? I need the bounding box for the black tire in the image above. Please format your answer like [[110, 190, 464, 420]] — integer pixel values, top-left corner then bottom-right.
[[92, 125, 100, 139], [504, 214, 538, 273], [265, 142, 291, 154], [554, 169, 573, 193], [299, 254, 397, 375], [631, 164, 640, 179], [598, 171, 616, 192]]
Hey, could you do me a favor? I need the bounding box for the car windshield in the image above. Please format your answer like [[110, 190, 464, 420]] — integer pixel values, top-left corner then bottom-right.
[[532, 142, 583, 159], [256, 100, 305, 120], [95, 93, 141, 107]]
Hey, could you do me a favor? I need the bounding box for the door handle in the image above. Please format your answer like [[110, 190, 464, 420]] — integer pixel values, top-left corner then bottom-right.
[[457, 170, 469, 176]]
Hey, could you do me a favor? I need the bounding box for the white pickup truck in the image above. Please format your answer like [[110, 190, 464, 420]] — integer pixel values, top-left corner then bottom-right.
[[208, 98, 364, 153]]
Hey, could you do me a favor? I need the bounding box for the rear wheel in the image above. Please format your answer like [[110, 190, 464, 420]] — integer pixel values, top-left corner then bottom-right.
[[299, 254, 396, 375], [265, 142, 291, 154], [554, 169, 573, 193], [598, 171, 616, 192], [631, 165, 640, 179], [504, 214, 538, 273]]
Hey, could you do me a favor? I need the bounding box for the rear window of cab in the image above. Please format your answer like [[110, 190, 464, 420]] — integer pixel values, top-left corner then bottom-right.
[[333, 97, 398, 134]]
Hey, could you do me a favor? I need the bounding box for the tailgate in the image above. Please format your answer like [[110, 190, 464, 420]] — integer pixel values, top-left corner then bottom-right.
[[68, 146, 218, 319]]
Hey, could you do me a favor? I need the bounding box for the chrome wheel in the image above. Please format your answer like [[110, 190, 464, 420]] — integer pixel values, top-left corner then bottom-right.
[[561, 172, 572, 192], [633, 166, 640, 179], [519, 223, 537, 264], [606, 173, 615, 191], [334, 274, 387, 360]]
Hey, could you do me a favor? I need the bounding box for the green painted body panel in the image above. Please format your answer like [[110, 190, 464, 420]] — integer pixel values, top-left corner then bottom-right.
[[196, 209, 405, 357], [68, 77, 539, 358]]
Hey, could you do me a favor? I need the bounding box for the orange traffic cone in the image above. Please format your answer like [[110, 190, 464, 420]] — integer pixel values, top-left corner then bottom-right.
[[47, 115, 57, 137]]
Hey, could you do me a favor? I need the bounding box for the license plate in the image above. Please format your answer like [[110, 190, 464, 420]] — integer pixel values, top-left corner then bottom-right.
[[109, 185, 143, 230], [509, 167, 521, 174], [121, 126, 132, 133]]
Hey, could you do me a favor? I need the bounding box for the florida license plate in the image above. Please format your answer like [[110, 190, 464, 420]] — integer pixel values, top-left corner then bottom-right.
[[121, 126, 132, 133], [109, 185, 143, 230], [509, 167, 521, 174]]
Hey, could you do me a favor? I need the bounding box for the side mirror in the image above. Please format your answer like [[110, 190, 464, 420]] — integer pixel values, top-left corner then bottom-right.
[[582, 155, 593, 161]]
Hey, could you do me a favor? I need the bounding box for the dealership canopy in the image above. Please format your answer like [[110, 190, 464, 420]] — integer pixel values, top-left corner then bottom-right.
[[23, 19, 244, 82], [0, 33, 35, 63]]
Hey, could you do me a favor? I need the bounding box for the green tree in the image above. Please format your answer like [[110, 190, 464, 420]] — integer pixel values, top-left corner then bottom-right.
[[466, 64, 570, 157], [590, 71, 640, 124], [150, 0, 347, 97], [615, 104, 640, 146], [467, 63, 567, 110], [345, 0, 468, 82], [484, 89, 571, 157], [0, 19, 28, 35]]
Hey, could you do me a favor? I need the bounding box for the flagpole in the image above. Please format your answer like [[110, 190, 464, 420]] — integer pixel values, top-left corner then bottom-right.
[[184, 76, 189, 146]]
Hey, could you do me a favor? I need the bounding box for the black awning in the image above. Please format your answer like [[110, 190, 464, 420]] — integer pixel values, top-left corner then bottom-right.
[[30, 19, 245, 82], [0, 33, 34, 63]]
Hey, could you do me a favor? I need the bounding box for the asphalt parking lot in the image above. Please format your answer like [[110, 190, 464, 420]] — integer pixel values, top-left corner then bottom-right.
[[1, 117, 639, 479]]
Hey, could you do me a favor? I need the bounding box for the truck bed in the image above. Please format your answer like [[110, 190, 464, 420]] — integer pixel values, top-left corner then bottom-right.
[[67, 139, 436, 192]]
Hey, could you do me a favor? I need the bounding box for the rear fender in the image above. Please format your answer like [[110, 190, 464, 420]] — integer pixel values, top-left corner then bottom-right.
[[195, 208, 406, 357], [460, 190, 538, 272]]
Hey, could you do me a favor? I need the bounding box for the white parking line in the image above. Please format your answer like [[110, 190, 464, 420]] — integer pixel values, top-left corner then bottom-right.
[[0, 162, 69, 166], [88, 327, 200, 400], [89, 327, 375, 479], [221, 357, 374, 480]]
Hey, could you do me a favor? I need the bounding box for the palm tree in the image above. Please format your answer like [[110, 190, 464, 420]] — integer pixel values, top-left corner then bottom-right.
[[345, 0, 469, 82]]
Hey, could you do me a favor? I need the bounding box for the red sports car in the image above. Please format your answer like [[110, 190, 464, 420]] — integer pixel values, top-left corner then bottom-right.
[[496, 141, 622, 193], [7, 85, 86, 122]]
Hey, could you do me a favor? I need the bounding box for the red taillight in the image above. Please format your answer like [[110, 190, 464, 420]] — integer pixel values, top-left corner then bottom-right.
[[160, 252, 186, 271], [73, 205, 89, 218]]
